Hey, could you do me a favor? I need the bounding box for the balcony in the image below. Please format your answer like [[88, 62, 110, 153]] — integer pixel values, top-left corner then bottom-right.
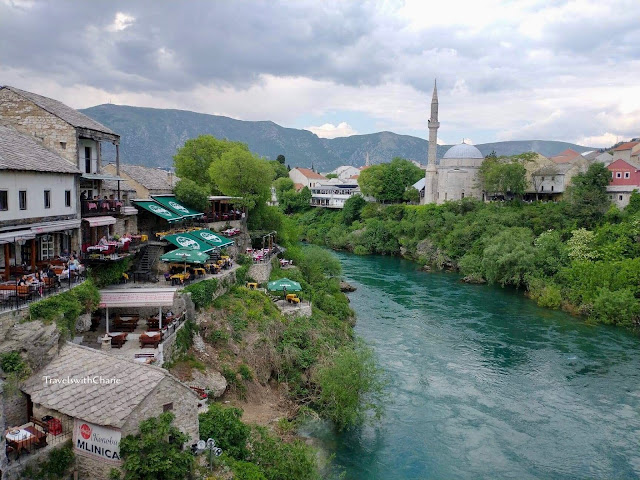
[[81, 199, 123, 217]]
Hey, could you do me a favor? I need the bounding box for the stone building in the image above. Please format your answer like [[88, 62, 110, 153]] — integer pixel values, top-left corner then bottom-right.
[[0, 125, 82, 279], [0, 86, 138, 249], [422, 81, 486, 204], [288, 167, 327, 190], [103, 163, 178, 199], [18, 343, 199, 479]]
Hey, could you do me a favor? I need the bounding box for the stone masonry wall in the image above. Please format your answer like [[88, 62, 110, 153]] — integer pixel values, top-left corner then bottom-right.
[[248, 261, 272, 284], [0, 88, 78, 166]]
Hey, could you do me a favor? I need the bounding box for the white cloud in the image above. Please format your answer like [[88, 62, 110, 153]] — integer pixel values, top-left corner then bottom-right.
[[107, 12, 134, 32], [305, 122, 358, 139]]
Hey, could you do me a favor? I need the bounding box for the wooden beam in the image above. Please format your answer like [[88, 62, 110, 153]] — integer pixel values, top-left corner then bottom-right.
[[3, 243, 10, 281], [30, 238, 36, 272]]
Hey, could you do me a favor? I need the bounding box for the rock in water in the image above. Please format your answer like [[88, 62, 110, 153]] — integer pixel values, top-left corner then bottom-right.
[[340, 281, 357, 292]]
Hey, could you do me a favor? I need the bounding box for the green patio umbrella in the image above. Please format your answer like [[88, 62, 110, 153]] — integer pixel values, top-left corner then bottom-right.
[[267, 278, 302, 302], [161, 248, 209, 274]]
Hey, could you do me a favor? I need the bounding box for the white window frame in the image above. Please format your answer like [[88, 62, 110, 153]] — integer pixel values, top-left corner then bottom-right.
[[40, 234, 55, 260], [624, 172, 630, 179]]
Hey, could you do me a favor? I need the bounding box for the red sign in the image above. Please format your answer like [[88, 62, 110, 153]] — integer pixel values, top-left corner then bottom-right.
[[80, 423, 91, 439]]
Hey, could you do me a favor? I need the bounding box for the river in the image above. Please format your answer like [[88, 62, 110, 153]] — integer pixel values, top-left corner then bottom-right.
[[306, 252, 640, 480]]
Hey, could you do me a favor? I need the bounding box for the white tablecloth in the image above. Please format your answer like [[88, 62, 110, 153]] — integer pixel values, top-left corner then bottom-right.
[[6, 429, 32, 442]]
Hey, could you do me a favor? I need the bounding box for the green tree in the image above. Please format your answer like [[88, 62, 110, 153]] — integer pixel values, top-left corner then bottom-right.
[[209, 147, 274, 210], [313, 341, 385, 431], [276, 154, 286, 165], [481, 227, 536, 287], [174, 135, 248, 186], [591, 287, 639, 327], [269, 160, 289, 180], [566, 162, 611, 227], [479, 156, 528, 197], [199, 404, 250, 460], [174, 178, 210, 212], [279, 187, 311, 214], [273, 177, 294, 194], [358, 158, 423, 203], [342, 194, 367, 225], [325, 173, 338, 179], [117, 412, 194, 480]]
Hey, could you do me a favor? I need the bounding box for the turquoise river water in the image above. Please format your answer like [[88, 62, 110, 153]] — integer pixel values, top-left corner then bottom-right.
[[306, 252, 640, 480]]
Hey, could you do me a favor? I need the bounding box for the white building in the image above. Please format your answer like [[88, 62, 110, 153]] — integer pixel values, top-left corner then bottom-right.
[[327, 165, 361, 181], [0, 125, 82, 279], [289, 167, 327, 190], [310, 182, 361, 209]]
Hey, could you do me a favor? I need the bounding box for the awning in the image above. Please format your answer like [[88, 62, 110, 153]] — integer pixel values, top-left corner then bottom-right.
[[164, 232, 215, 252], [161, 248, 210, 264], [99, 288, 177, 308], [81, 173, 125, 181], [151, 195, 202, 218], [134, 200, 184, 223], [267, 278, 302, 292], [83, 216, 117, 227], [0, 229, 36, 244], [189, 229, 234, 248], [30, 219, 81, 234]]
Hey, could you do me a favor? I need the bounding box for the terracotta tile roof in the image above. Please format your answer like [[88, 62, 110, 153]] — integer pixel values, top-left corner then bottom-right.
[[2, 86, 116, 136], [295, 167, 326, 180], [0, 125, 80, 174], [293, 183, 304, 191], [550, 148, 581, 163], [613, 141, 640, 151], [21, 343, 196, 428]]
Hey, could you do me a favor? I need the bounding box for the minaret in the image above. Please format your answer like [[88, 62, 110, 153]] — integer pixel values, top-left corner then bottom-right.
[[365, 152, 371, 167], [423, 80, 439, 204]]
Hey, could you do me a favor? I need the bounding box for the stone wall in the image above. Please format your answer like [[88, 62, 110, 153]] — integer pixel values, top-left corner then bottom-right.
[[0, 88, 78, 166], [248, 261, 272, 284], [122, 376, 199, 443]]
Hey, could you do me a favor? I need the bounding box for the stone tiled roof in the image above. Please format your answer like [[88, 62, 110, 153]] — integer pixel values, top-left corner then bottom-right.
[[102, 178, 137, 192], [1, 86, 117, 136], [118, 164, 179, 191], [0, 125, 80, 173], [21, 343, 186, 428]]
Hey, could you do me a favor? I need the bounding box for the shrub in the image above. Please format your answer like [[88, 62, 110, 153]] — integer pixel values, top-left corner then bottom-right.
[[591, 288, 640, 327], [183, 278, 218, 309], [353, 245, 369, 255], [199, 403, 250, 460], [90, 258, 132, 288], [21, 440, 74, 479]]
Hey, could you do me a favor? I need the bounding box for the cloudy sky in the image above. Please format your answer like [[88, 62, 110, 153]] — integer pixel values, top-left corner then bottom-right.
[[1, 0, 639, 147]]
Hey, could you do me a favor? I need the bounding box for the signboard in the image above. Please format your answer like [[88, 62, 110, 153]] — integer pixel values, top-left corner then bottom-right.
[[98, 288, 177, 308], [73, 419, 121, 464]]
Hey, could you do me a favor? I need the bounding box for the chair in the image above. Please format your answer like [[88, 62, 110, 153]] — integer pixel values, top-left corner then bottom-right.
[[164, 272, 172, 284], [16, 285, 32, 305], [139, 332, 163, 348], [110, 333, 127, 348]]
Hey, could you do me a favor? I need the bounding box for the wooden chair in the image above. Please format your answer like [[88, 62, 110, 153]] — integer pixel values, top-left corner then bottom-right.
[[110, 333, 127, 348], [139, 332, 163, 348], [16, 285, 32, 304]]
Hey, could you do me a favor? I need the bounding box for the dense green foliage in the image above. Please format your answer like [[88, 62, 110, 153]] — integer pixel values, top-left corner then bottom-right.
[[0, 351, 30, 378], [183, 278, 219, 309], [21, 441, 74, 480], [29, 280, 100, 336], [296, 190, 640, 327], [478, 152, 533, 197], [199, 403, 251, 459], [90, 258, 132, 288], [174, 178, 210, 211], [358, 157, 423, 203], [116, 413, 194, 480]]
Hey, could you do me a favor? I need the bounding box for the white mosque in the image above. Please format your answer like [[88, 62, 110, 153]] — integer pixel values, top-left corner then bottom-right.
[[421, 81, 485, 204]]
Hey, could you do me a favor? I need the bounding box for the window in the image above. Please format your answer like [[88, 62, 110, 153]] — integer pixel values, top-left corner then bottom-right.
[[541, 176, 545, 181], [40, 235, 54, 260], [551, 186, 554, 192], [461, 192, 465, 199], [541, 185, 544, 192], [59, 141, 66, 150], [44, 190, 51, 209], [0, 191, 7, 211], [625, 172, 630, 179], [19, 190, 27, 210], [84, 146, 92, 174], [619, 195, 623, 201], [616, 172, 622, 178], [65, 190, 71, 207], [163, 403, 173, 412]]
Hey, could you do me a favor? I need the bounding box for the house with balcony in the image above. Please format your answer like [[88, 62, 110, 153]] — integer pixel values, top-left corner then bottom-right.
[[310, 181, 361, 209], [0, 125, 81, 281], [0, 86, 138, 254], [289, 167, 327, 190]]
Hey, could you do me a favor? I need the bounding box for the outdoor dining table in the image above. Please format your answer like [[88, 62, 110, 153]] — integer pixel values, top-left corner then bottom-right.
[[170, 273, 188, 285], [193, 267, 206, 277], [5, 426, 45, 454]]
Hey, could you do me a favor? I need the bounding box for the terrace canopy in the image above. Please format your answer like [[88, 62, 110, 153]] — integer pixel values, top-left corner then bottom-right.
[[189, 229, 234, 248], [151, 195, 202, 219], [134, 200, 184, 223], [164, 232, 215, 253], [99, 287, 177, 332], [160, 248, 209, 264]]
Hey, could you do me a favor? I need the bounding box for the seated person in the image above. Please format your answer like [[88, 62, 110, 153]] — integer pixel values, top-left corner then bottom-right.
[[98, 236, 108, 246], [17, 275, 28, 286]]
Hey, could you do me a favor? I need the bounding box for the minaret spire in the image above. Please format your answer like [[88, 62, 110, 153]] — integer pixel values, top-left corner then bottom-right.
[[423, 79, 440, 204]]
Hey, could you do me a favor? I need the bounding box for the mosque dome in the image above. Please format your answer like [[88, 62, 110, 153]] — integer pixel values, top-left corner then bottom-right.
[[443, 143, 484, 160]]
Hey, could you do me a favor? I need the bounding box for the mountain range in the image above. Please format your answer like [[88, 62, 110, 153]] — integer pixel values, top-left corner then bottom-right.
[[80, 104, 594, 173]]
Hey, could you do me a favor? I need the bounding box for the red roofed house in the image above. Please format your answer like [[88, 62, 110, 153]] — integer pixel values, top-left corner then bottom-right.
[[611, 141, 640, 163], [288, 167, 327, 189], [607, 158, 640, 208], [550, 148, 582, 164]]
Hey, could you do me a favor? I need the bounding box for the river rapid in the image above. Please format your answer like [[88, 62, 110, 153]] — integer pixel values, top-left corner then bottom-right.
[[306, 252, 640, 480]]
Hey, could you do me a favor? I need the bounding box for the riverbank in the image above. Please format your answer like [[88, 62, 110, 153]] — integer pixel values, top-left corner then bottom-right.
[[166, 247, 382, 479], [295, 199, 640, 329]]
